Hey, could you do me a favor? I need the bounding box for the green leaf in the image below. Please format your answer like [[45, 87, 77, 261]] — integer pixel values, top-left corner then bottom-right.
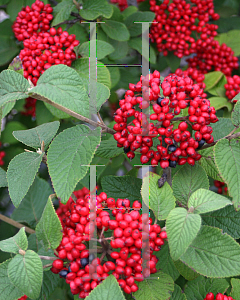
[[0, 227, 27, 254], [232, 92, 240, 103], [80, 0, 113, 20], [52, 0, 74, 27], [108, 40, 129, 60], [230, 278, 240, 299], [141, 172, 176, 220], [128, 37, 156, 64], [78, 40, 115, 60], [180, 225, 240, 277], [11, 176, 53, 227], [8, 250, 43, 299], [214, 139, 240, 210], [2, 101, 15, 118], [35, 101, 54, 125], [95, 136, 123, 158], [173, 260, 199, 281], [215, 30, 240, 56], [122, 5, 138, 20], [156, 243, 180, 281], [211, 117, 239, 140], [202, 205, 240, 239], [166, 207, 202, 261], [2, 121, 27, 144], [85, 275, 125, 300], [101, 20, 130, 41], [37, 247, 55, 270], [6, 0, 24, 21], [184, 276, 229, 300], [29, 64, 90, 118], [170, 284, 186, 300], [232, 100, 240, 127], [68, 23, 88, 44], [204, 71, 224, 91], [13, 121, 60, 151], [7, 152, 43, 208], [36, 196, 62, 250], [134, 271, 174, 300], [0, 70, 30, 106], [36, 270, 60, 300], [101, 175, 142, 203], [44, 102, 70, 119], [124, 11, 155, 37], [188, 188, 232, 214], [0, 37, 19, 67], [0, 167, 7, 187], [47, 125, 101, 203], [172, 164, 209, 207], [165, 52, 181, 72], [209, 96, 233, 112], [0, 259, 24, 300], [108, 67, 120, 88]]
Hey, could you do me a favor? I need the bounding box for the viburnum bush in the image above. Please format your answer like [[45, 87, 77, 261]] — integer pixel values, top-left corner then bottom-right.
[[1, 0, 240, 300]]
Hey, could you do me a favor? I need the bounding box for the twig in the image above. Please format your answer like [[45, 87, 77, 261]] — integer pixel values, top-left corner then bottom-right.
[[200, 131, 240, 150], [226, 126, 239, 137], [39, 255, 58, 261], [52, 18, 80, 28], [163, 168, 172, 187], [0, 214, 35, 234], [43, 263, 54, 269]]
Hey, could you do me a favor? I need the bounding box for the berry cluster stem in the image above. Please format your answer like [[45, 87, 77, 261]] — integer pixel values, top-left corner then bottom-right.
[[200, 130, 240, 150], [0, 214, 35, 234]]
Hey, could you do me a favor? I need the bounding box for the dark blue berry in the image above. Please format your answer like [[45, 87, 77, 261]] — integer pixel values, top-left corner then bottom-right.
[[59, 269, 68, 278], [124, 147, 131, 154], [197, 139, 205, 150], [157, 97, 164, 106], [168, 145, 177, 152], [89, 253, 95, 262], [81, 258, 89, 267], [169, 160, 177, 168]]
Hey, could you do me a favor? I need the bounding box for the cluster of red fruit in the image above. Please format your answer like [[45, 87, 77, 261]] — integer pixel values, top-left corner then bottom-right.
[[110, 0, 145, 11], [224, 75, 240, 103], [52, 188, 167, 298], [113, 70, 218, 168], [204, 292, 234, 300], [13, 0, 79, 117], [214, 180, 228, 195], [17, 296, 27, 300]]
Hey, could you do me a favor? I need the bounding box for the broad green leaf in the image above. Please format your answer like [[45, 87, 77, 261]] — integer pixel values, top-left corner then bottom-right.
[[47, 125, 101, 203], [141, 172, 176, 220], [101, 20, 130, 41], [172, 164, 209, 207], [37, 247, 55, 269], [0, 167, 7, 187], [0, 259, 24, 300], [232, 100, 240, 127], [80, 0, 113, 20], [230, 278, 240, 299], [0, 37, 19, 67], [180, 225, 240, 277], [11, 176, 53, 227], [204, 71, 224, 91], [2, 101, 15, 118], [13, 121, 60, 150], [28, 233, 39, 252], [166, 207, 201, 261], [202, 205, 240, 239], [6, 0, 24, 21], [173, 260, 199, 281], [211, 117, 239, 140], [85, 275, 125, 300], [52, 0, 74, 26], [170, 284, 186, 300], [0, 70, 29, 106], [215, 30, 240, 56], [35, 101, 54, 125], [124, 11, 155, 37], [2, 121, 27, 144], [95, 136, 123, 158], [36, 270, 60, 300], [134, 271, 174, 300], [214, 139, 240, 210], [0, 227, 27, 254], [209, 96, 233, 112], [29, 65, 90, 118], [188, 188, 232, 214], [68, 23, 88, 44], [101, 175, 142, 203], [128, 37, 156, 64], [7, 152, 43, 207], [44, 102, 70, 119], [232, 92, 240, 103], [108, 67, 120, 88], [8, 250, 43, 299], [109, 5, 123, 22], [36, 196, 62, 250], [78, 40, 115, 60], [122, 5, 138, 20], [108, 40, 129, 60], [165, 52, 181, 72], [156, 243, 180, 281], [198, 147, 223, 181]]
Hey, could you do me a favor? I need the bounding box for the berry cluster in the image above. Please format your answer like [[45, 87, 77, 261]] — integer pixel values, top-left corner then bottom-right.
[[149, 0, 219, 58], [52, 190, 167, 298], [224, 75, 240, 102], [17, 296, 27, 300], [214, 180, 228, 195], [204, 292, 234, 300], [110, 0, 145, 11], [113, 70, 218, 168]]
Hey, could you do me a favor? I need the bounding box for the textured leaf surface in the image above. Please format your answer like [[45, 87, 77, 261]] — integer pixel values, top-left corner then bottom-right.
[[96, 136, 123, 158], [211, 117, 238, 140], [188, 188, 232, 214], [215, 30, 240, 56], [230, 278, 240, 300], [232, 100, 240, 127], [180, 226, 240, 277], [170, 284, 186, 300], [29, 65, 90, 118], [184, 276, 229, 300], [80, 0, 113, 20], [0, 259, 24, 300], [36, 196, 62, 250], [36, 270, 60, 300], [0, 70, 29, 106], [173, 260, 199, 281], [8, 250, 43, 299], [13, 121, 60, 150], [11, 176, 53, 227], [209, 96, 232, 111], [47, 125, 101, 203], [0, 227, 27, 254], [0, 167, 7, 187], [78, 40, 115, 60], [134, 271, 174, 300], [52, 0, 74, 26], [166, 207, 201, 260], [7, 152, 43, 207], [214, 139, 240, 210], [172, 164, 209, 207], [101, 20, 130, 41], [141, 172, 176, 220], [85, 275, 125, 300], [204, 71, 224, 91]]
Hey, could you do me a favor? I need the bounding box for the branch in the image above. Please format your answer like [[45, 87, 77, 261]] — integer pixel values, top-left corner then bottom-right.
[[30, 92, 115, 135], [39, 255, 58, 261], [52, 18, 80, 28], [0, 214, 35, 234], [200, 131, 240, 150]]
